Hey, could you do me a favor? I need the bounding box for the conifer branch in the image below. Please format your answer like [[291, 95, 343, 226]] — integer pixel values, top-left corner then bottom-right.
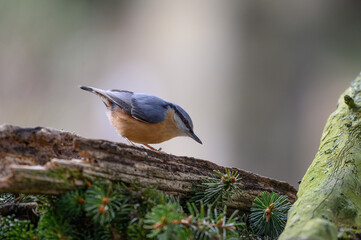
[[192, 168, 242, 207], [250, 192, 291, 238]]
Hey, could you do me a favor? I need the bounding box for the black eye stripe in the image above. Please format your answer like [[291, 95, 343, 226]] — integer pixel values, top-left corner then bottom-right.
[[170, 105, 192, 130]]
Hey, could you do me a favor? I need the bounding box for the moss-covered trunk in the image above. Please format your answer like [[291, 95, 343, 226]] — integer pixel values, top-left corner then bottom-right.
[[279, 73, 361, 240]]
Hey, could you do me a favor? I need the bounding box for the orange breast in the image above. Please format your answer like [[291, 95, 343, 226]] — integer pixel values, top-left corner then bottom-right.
[[107, 108, 181, 144]]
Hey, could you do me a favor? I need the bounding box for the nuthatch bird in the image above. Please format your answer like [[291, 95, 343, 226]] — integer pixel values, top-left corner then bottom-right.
[[80, 86, 202, 150]]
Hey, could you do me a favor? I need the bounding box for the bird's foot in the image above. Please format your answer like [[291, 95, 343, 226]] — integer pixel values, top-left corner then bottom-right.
[[144, 144, 162, 151]]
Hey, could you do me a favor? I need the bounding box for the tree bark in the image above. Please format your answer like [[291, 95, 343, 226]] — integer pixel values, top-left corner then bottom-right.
[[279, 73, 361, 239], [0, 202, 38, 218], [0, 124, 296, 214]]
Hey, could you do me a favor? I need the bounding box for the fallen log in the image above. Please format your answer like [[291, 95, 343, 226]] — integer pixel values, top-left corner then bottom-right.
[[0, 124, 297, 213]]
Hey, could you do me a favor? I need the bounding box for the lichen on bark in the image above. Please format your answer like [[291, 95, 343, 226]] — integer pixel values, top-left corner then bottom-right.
[[279, 73, 361, 239]]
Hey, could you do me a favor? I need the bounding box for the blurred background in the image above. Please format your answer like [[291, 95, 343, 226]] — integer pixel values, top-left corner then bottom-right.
[[1, 0, 361, 187]]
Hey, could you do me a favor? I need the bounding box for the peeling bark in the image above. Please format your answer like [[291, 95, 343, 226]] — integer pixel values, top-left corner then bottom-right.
[[279, 73, 361, 239], [0, 124, 297, 214]]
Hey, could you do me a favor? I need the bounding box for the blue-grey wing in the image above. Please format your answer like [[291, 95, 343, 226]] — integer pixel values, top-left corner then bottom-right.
[[130, 94, 169, 123], [91, 87, 169, 124], [100, 89, 134, 116]]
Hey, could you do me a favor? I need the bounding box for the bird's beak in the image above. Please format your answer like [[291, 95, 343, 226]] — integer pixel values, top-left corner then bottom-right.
[[188, 131, 202, 144]]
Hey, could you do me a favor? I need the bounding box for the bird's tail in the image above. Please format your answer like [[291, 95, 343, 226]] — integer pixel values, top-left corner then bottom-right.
[[79, 85, 95, 92], [79, 85, 107, 96], [79, 85, 112, 107]]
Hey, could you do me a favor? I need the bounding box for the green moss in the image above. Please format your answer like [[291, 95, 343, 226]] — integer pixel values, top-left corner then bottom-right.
[[338, 226, 361, 239], [47, 167, 87, 189], [281, 218, 338, 240], [280, 74, 361, 239]]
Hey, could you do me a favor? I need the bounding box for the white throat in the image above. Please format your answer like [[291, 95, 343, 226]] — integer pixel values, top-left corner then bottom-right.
[[173, 112, 189, 136]]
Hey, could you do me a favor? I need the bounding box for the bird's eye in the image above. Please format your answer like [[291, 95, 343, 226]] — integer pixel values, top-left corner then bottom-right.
[[184, 120, 192, 131]]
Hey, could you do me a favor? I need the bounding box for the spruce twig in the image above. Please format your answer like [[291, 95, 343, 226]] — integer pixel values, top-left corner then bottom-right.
[[0, 215, 36, 240], [84, 182, 130, 226], [249, 192, 291, 239], [145, 202, 243, 240], [192, 168, 242, 207]]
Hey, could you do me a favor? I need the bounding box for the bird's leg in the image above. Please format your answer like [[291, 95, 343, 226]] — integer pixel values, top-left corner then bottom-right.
[[144, 144, 162, 151], [124, 137, 136, 146], [124, 138, 161, 151]]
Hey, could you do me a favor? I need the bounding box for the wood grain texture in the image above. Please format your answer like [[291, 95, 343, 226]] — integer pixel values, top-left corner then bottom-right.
[[0, 124, 297, 213]]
